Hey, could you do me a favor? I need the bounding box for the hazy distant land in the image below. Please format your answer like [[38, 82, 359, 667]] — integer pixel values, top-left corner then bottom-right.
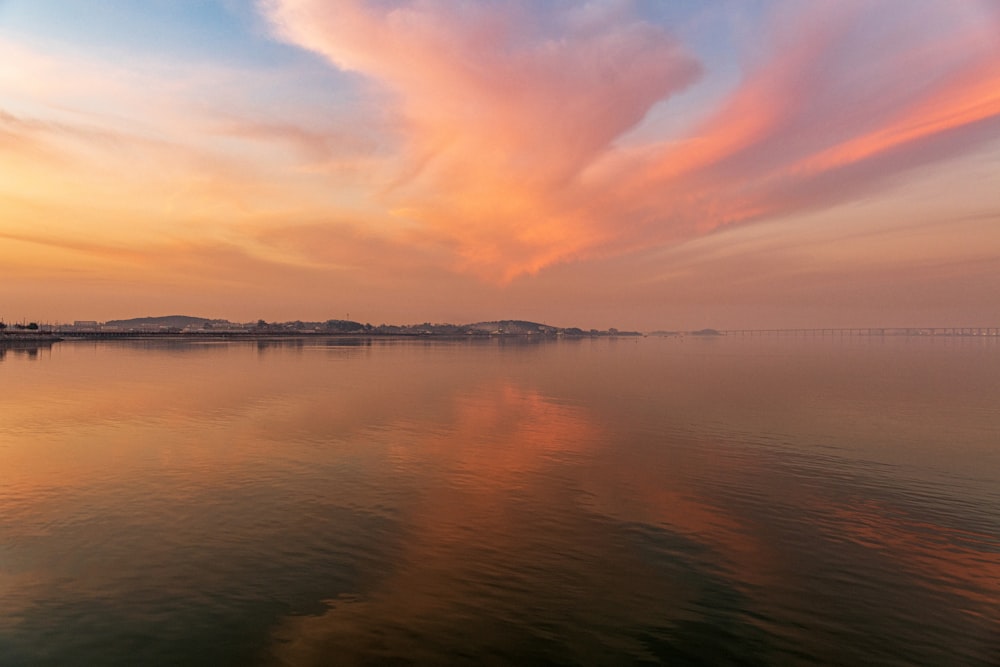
[[0, 315, 641, 339], [2, 317, 998, 343]]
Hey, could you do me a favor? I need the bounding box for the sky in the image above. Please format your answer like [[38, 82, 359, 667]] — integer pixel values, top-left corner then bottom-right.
[[1, 0, 999, 330]]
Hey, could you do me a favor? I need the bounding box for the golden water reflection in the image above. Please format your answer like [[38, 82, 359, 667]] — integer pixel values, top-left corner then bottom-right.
[[0, 337, 997, 665]]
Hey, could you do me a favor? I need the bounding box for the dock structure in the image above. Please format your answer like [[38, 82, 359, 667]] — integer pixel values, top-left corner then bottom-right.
[[715, 328, 1000, 337]]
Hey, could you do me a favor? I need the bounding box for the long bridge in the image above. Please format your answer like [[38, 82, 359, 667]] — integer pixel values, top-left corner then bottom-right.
[[716, 327, 1000, 337]]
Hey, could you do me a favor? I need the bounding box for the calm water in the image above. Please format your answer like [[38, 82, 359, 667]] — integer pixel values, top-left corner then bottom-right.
[[1, 336, 998, 666]]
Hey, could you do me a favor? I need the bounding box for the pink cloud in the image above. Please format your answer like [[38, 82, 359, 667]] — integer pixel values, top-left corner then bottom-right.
[[263, 0, 702, 279], [604, 0, 1000, 248], [263, 0, 1000, 281]]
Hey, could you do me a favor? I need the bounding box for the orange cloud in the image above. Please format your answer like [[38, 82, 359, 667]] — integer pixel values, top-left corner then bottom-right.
[[264, 0, 702, 279], [264, 0, 1000, 281]]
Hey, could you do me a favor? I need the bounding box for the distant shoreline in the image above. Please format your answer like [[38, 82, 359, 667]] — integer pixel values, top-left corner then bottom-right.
[[4, 328, 997, 344], [3, 330, 641, 343]]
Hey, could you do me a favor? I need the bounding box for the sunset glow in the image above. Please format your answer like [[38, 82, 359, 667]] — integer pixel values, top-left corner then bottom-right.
[[2, 0, 998, 328]]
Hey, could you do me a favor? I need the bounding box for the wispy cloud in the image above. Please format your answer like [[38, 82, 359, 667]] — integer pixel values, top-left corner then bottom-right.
[[263, 0, 702, 279], [263, 0, 1000, 280]]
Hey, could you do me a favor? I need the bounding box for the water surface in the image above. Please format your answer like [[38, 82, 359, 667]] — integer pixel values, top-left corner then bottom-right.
[[1, 336, 998, 665]]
